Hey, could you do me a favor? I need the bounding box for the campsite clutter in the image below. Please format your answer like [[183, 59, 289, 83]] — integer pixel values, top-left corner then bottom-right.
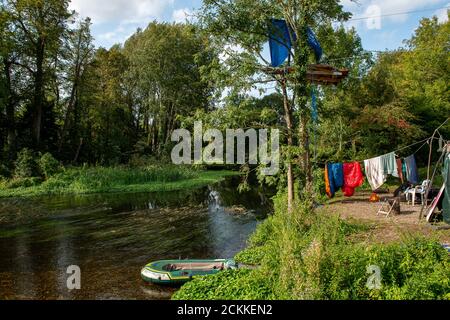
[[324, 152, 419, 198], [322, 129, 450, 225], [265, 18, 449, 225]]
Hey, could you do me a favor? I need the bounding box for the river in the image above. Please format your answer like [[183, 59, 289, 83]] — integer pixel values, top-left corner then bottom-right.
[[0, 177, 273, 300]]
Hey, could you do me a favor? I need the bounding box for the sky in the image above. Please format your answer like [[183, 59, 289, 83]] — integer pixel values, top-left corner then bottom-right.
[[68, 0, 450, 50]]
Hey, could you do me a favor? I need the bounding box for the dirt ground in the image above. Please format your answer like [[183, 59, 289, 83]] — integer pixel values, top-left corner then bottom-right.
[[323, 192, 450, 245]]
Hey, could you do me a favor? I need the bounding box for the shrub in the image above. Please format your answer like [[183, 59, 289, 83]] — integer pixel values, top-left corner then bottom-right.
[[14, 148, 38, 178], [174, 195, 450, 300], [38, 153, 61, 179], [6, 177, 43, 189]]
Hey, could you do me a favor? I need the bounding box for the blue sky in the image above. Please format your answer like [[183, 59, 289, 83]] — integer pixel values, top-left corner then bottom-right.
[[69, 0, 449, 51]]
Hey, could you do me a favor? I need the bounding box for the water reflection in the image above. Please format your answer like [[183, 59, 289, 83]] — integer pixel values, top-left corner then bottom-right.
[[0, 177, 273, 300]]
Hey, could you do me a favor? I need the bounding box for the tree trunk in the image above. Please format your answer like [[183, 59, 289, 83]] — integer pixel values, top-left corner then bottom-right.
[[3, 59, 16, 158], [281, 78, 295, 212], [293, 24, 313, 195], [32, 38, 45, 148]]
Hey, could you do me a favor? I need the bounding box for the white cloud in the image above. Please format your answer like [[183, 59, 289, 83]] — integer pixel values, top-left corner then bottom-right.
[[69, 0, 174, 25], [435, 4, 450, 23], [172, 8, 193, 23], [368, 0, 443, 23], [340, 0, 447, 30]]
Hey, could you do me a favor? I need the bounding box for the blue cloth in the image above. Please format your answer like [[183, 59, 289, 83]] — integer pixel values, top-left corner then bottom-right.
[[307, 27, 323, 62], [332, 163, 344, 189], [268, 19, 293, 67], [327, 163, 336, 197], [327, 163, 344, 197], [404, 155, 419, 185], [311, 87, 318, 123], [268, 20, 323, 67]]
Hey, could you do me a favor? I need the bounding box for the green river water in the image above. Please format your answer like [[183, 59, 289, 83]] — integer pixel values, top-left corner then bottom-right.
[[0, 177, 273, 300]]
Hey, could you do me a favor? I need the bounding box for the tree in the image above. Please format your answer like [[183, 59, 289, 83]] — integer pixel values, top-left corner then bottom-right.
[[3, 0, 71, 147], [198, 0, 351, 210], [123, 22, 216, 156], [57, 17, 94, 155]]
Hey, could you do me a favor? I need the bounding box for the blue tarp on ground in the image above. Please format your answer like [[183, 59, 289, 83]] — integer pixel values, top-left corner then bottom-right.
[[268, 19, 323, 67]]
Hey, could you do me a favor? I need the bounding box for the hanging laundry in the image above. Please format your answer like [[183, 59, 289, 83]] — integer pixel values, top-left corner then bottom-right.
[[343, 162, 364, 197], [364, 156, 385, 191], [331, 163, 344, 189], [382, 152, 399, 178], [364, 152, 398, 191], [324, 163, 334, 198], [324, 163, 343, 198], [404, 155, 419, 185]]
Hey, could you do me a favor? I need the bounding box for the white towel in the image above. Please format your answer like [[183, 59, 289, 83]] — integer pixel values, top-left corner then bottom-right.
[[364, 153, 399, 190], [364, 156, 386, 191]]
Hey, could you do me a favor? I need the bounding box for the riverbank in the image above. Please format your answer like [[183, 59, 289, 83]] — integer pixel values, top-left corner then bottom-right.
[[173, 194, 450, 300], [0, 166, 238, 198]]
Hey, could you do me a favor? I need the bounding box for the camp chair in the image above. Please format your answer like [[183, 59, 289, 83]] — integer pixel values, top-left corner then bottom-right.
[[405, 180, 431, 206], [377, 198, 399, 217]]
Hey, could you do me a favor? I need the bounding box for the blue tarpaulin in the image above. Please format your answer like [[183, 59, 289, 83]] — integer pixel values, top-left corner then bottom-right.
[[311, 87, 318, 122], [268, 19, 293, 67], [307, 27, 323, 62], [268, 19, 323, 67]]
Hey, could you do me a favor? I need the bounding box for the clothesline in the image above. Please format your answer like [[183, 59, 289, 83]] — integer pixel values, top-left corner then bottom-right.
[[312, 136, 442, 167]]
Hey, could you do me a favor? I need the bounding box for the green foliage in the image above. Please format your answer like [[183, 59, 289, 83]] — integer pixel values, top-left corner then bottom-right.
[[4, 177, 42, 189], [172, 269, 274, 301], [38, 153, 61, 179], [175, 195, 450, 300], [14, 148, 38, 178], [0, 165, 237, 198]]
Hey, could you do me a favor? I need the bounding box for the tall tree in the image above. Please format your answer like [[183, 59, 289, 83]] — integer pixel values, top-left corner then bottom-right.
[[198, 0, 351, 209], [58, 17, 94, 154], [4, 0, 71, 148]]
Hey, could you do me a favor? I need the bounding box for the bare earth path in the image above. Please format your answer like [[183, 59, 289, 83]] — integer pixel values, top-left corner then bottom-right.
[[322, 192, 450, 245]]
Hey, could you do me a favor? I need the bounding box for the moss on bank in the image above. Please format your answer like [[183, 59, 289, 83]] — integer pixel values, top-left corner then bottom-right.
[[173, 194, 450, 300], [0, 166, 238, 198]]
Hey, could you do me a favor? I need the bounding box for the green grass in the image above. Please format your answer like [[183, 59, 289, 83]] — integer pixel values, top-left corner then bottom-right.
[[0, 166, 238, 198], [173, 194, 450, 301]]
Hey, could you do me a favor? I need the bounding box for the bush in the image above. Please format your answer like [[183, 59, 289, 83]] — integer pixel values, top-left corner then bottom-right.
[[14, 148, 39, 178], [174, 195, 450, 300], [38, 153, 61, 179], [6, 177, 43, 189]]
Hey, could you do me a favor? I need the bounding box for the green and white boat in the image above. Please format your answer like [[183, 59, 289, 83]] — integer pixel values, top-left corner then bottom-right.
[[141, 259, 238, 286]]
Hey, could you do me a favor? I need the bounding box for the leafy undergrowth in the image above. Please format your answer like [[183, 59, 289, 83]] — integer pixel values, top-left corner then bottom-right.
[[173, 194, 450, 300], [0, 166, 237, 198]]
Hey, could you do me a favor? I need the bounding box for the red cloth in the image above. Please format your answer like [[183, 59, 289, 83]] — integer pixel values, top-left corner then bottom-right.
[[343, 162, 364, 197]]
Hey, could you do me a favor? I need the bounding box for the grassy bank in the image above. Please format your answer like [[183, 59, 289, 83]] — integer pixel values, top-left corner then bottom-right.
[[173, 194, 450, 300], [0, 166, 238, 198]]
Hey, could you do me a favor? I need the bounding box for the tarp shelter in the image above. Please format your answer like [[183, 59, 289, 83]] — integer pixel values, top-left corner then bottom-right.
[[443, 154, 450, 224], [268, 19, 323, 67]]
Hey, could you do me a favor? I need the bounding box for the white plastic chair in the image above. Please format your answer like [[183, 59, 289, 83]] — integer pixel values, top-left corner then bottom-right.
[[405, 180, 431, 206]]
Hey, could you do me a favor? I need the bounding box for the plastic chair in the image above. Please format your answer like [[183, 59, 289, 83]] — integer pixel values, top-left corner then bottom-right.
[[405, 180, 431, 206]]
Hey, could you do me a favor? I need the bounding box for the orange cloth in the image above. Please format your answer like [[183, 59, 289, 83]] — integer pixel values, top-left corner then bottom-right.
[[325, 164, 332, 198]]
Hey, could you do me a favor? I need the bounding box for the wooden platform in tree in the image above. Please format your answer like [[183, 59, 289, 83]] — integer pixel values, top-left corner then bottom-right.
[[264, 64, 349, 86]]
